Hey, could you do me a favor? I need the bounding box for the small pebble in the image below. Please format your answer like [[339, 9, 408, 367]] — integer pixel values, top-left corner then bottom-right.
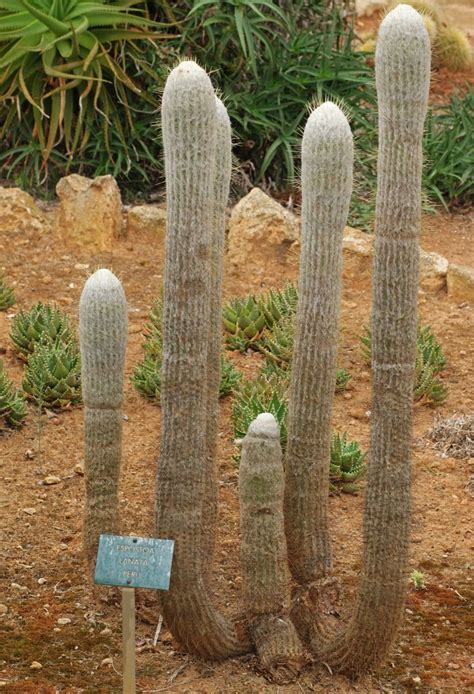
[[23, 507, 36, 515], [412, 676, 421, 684], [100, 627, 112, 636], [60, 543, 68, 550], [25, 449, 35, 460], [101, 657, 113, 667], [74, 263, 90, 270], [43, 476, 61, 486], [30, 662, 42, 670], [57, 617, 72, 625], [74, 464, 84, 476], [37, 578, 47, 586]]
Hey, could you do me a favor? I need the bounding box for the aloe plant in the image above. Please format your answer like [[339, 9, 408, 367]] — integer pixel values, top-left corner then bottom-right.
[[0, 0, 164, 162]]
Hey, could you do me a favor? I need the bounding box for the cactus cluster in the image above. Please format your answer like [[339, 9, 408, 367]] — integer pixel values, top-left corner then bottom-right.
[[79, 5, 431, 682]]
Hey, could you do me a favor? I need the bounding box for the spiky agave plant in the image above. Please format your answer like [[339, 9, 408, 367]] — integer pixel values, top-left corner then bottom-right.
[[23, 340, 81, 410], [222, 295, 272, 351], [0, 274, 15, 311], [0, 360, 26, 428], [10, 303, 74, 360], [232, 375, 289, 448]]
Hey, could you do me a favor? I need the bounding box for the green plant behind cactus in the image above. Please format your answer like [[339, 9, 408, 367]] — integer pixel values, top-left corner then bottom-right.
[[0, 274, 15, 311], [222, 295, 272, 352], [219, 357, 243, 396], [23, 340, 81, 410], [0, 360, 26, 429], [11, 303, 75, 360], [233, 375, 289, 448], [361, 324, 446, 405], [330, 432, 367, 494], [263, 283, 299, 324]]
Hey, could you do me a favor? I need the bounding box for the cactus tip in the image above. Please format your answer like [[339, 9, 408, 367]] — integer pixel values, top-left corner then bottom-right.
[[247, 412, 280, 439]]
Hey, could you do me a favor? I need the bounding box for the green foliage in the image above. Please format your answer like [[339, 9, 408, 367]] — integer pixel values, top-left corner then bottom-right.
[[222, 295, 272, 352], [23, 339, 81, 410], [0, 359, 26, 429], [0, 273, 15, 310], [262, 282, 298, 325], [361, 324, 447, 406], [232, 374, 288, 447], [0, 0, 164, 188], [423, 87, 474, 209], [410, 569, 426, 590], [330, 431, 366, 494], [10, 303, 74, 360], [219, 356, 242, 396], [132, 352, 162, 401]]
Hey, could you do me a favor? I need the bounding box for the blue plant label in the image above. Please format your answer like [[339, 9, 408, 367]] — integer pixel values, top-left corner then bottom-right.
[[94, 534, 174, 590]]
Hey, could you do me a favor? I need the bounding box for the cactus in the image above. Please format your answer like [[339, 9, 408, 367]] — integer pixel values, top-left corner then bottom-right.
[[156, 60, 249, 658], [240, 413, 307, 682], [320, 5, 431, 673], [284, 101, 353, 585], [79, 269, 128, 574]]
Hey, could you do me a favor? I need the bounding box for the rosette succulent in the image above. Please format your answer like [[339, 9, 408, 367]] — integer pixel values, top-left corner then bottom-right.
[[23, 340, 81, 409], [10, 303, 74, 360], [0, 360, 26, 428]]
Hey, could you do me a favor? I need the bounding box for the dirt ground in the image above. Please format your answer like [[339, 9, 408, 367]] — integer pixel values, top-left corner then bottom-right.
[[0, 199, 473, 693]]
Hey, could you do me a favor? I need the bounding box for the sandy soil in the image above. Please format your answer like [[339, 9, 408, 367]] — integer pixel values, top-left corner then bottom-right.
[[0, 204, 472, 693]]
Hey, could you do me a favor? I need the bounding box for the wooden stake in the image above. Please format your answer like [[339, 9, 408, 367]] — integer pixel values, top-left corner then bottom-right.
[[122, 587, 136, 694]]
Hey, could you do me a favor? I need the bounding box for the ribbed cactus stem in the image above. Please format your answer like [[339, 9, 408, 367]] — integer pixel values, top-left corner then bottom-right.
[[205, 98, 232, 526], [285, 102, 353, 584], [157, 61, 249, 658], [79, 269, 128, 574], [321, 6, 430, 674], [240, 414, 307, 683]]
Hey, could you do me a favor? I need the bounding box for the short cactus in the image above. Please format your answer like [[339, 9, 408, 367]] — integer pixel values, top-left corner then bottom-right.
[[0, 274, 15, 311], [79, 269, 128, 574]]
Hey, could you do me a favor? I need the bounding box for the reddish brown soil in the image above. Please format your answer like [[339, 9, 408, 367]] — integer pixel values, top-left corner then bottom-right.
[[0, 205, 473, 693]]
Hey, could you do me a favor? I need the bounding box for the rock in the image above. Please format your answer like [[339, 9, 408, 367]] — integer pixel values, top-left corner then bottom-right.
[[57, 617, 72, 625], [101, 657, 113, 667], [74, 263, 90, 270], [56, 174, 123, 251], [419, 249, 448, 292], [43, 476, 61, 486], [342, 226, 373, 277], [100, 627, 112, 636], [0, 187, 44, 235], [37, 578, 47, 586], [23, 507, 36, 515], [127, 205, 166, 238], [356, 0, 388, 17], [447, 264, 474, 302], [74, 464, 84, 476], [0, 604, 7, 615], [226, 188, 298, 274], [30, 662, 43, 670]]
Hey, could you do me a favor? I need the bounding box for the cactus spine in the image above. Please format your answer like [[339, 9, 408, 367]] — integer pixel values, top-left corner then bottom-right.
[[240, 413, 307, 682], [156, 61, 248, 658], [285, 102, 353, 584], [79, 269, 128, 573], [320, 5, 431, 673]]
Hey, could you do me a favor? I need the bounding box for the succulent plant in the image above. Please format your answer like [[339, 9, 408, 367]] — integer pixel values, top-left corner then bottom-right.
[[23, 340, 81, 410], [233, 375, 289, 449], [330, 432, 367, 494], [263, 283, 299, 323], [0, 360, 26, 429], [0, 274, 15, 311], [219, 356, 242, 397], [143, 297, 163, 358], [222, 295, 272, 351], [11, 303, 75, 361]]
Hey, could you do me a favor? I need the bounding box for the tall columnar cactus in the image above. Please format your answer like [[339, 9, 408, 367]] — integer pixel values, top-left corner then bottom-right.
[[319, 5, 431, 673], [205, 97, 232, 528], [79, 269, 128, 574], [240, 413, 307, 683], [156, 61, 249, 658], [285, 102, 353, 584]]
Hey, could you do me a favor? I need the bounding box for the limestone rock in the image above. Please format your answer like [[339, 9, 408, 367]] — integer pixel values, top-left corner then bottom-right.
[[356, 0, 388, 17], [0, 187, 44, 234], [56, 174, 123, 251], [419, 249, 448, 292], [127, 205, 166, 238], [342, 226, 373, 276], [226, 188, 298, 274], [447, 263, 474, 302]]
